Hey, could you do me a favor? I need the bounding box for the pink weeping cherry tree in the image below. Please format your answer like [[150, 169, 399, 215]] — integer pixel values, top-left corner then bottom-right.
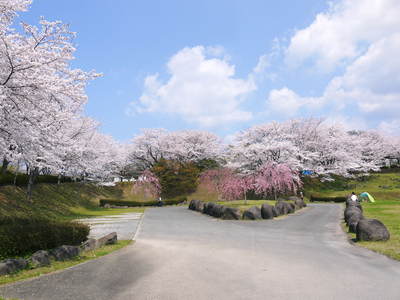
[[133, 170, 162, 199], [200, 168, 254, 202], [200, 168, 236, 201], [253, 162, 302, 200], [221, 174, 254, 203]]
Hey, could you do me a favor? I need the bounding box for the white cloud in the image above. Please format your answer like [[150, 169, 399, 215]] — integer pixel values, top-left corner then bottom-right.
[[275, 0, 400, 130], [131, 46, 256, 127], [266, 87, 322, 117], [325, 33, 400, 115], [252, 54, 269, 74], [286, 0, 400, 71]]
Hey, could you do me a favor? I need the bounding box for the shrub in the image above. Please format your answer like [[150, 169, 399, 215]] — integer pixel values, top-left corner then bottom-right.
[[0, 173, 75, 186], [152, 159, 200, 198], [163, 196, 187, 205], [0, 217, 89, 259], [99, 196, 187, 207], [310, 195, 347, 202]]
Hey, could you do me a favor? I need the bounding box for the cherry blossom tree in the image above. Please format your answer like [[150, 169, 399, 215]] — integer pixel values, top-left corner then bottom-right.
[[133, 169, 161, 198], [0, 1, 106, 199], [199, 168, 235, 200], [221, 173, 254, 203], [253, 162, 302, 200], [128, 129, 221, 170], [227, 118, 390, 178]]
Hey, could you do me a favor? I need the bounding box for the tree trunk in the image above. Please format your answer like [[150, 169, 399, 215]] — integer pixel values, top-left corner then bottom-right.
[[27, 167, 39, 202], [57, 174, 61, 185], [13, 160, 20, 186], [1, 157, 10, 175], [244, 191, 247, 205], [274, 189, 277, 201]]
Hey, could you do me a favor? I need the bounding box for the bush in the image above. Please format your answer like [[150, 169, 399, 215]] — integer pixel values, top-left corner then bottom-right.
[[152, 159, 200, 198], [99, 196, 187, 207], [310, 195, 347, 202], [0, 172, 75, 186], [0, 217, 89, 259], [163, 196, 187, 205]]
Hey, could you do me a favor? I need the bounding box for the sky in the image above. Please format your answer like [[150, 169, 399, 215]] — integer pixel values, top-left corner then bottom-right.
[[19, 0, 400, 141]]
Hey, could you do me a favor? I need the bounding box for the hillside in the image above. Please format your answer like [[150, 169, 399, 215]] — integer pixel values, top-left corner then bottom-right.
[[0, 183, 135, 220]]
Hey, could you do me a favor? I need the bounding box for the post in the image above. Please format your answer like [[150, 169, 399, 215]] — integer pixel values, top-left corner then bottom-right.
[[13, 160, 20, 186], [27, 167, 39, 202], [1, 157, 9, 175]]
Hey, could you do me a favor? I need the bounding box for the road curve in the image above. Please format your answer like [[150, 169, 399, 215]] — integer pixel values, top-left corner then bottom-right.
[[1, 204, 399, 300]]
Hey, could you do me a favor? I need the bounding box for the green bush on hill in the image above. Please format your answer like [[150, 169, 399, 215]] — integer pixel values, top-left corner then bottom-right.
[[0, 172, 77, 186], [152, 159, 200, 198], [100, 196, 187, 207], [0, 217, 89, 259], [310, 195, 347, 202]]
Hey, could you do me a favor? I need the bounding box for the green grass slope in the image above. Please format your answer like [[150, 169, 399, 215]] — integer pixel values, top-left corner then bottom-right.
[[0, 183, 143, 220]]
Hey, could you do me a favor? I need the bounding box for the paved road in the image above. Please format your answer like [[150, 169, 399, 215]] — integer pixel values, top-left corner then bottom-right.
[[77, 212, 143, 239], [1, 204, 400, 300]]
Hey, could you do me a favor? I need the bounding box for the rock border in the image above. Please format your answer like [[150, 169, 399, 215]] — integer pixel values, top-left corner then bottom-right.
[[344, 196, 390, 242], [189, 198, 306, 221], [0, 232, 118, 276]]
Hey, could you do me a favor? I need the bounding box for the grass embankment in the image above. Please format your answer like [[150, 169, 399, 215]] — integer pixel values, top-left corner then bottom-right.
[[304, 172, 400, 261], [0, 183, 144, 221], [215, 200, 276, 213], [0, 240, 132, 286]]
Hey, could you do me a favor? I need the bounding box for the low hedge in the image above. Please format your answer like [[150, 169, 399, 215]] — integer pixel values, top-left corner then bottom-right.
[[99, 196, 187, 207], [0, 217, 89, 259], [310, 195, 347, 203], [0, 172, 76, 186]]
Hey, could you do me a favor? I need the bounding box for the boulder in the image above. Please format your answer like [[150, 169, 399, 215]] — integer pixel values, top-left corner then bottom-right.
[[356, 219, 390, 241], [189, 199, 204, 212], [346, 200, 363, 211], [221, 207, 241, 220], [189, 199, 199, 210], [81, 238, 97, 251], [288, 196, 302, 202], [104, 204, 111, 208], [348, 214, 363, 233], [203, 202, 216, 215], [210, 204, 225, 218], [243, 206, 262, 220], [50, 245, 81, 261], [294, 199, 306, 209], [275, 201, 291, 215], [288, 203, 296, 213], [272, 207, 279, 217], [195, 201, 204, 212], [260, 204, 274, 219], [96, 232, 118, 248], [30, 250, 51, 267], [0, 258, 28, 275], [344, 206, 362, 224]]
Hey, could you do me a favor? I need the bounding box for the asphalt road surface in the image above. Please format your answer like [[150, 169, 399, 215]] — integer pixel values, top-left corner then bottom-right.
[[77, 212, 143, 240], [1, 204, 400, 300]]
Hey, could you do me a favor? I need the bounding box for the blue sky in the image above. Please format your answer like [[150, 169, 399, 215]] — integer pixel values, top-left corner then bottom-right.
[[19, 0, 400, 140]]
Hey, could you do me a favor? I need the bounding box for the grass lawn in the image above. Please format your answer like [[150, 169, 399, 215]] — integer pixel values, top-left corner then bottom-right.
[[68, 206, 145, 219], [344, 201, 400, 261], [0, 240, 132, 286], [216, 200, 276, 212], [305, 172, 400, 261]]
